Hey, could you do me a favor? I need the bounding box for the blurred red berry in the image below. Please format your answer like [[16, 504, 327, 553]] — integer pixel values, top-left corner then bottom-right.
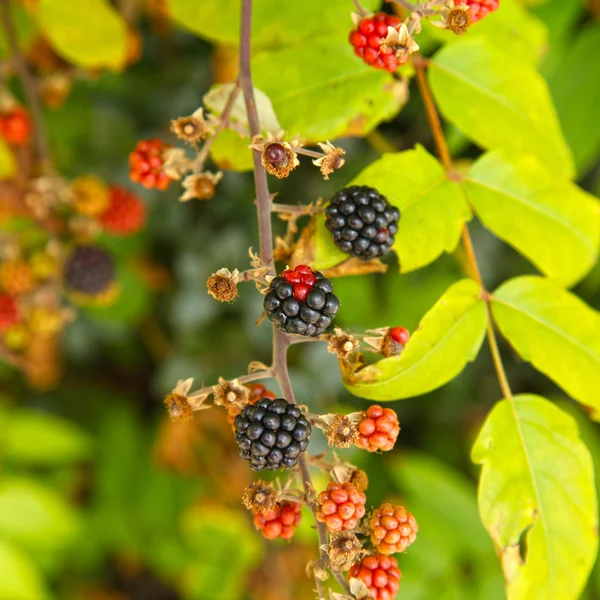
[[0, 107, 31, 146], [0, 293, 19, 330], [100, 185, 147, 235], [463, 0, 499, 22], [129, 138, 171, 190]]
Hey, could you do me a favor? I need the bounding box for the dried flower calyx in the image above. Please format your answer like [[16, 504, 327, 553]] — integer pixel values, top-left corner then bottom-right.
[[180, 171, 223, 202], [435, 2, 471, 35], [213, 376, 250, 408], [326, 414, 360, 449], [380, 24, 420, 65], [327, 327, 359, 360], [313, 141, 345, 180], [249, 132, 300, 179], [164, 378, 210, 422], [207, 268, 240, 302], [242, 479, 278, 513], [328, 532, 363, 572], [171, 108, 216, 144]]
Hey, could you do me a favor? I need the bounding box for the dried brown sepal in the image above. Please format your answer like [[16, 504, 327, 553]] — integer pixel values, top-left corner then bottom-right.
[[327, 414, 360, 449], [328, 532, 363, 572], [180, 171, 223, 202], [242, 480, 277, 513], [362, 327, 389, 354], [349, 469, 369, 493], [312, 141, 345, 180], [435, 2, 471, 35], [163, 148, 194, 180], [349, 577, 370, 600], [321, 257, 388, 279], [327, 327, 359, 360], [381, 329, 406, 357], [164, 392, 193, 422], [207, 267, 239, 302], [250, 132, 300, 179], [170, 108, 214, 144], [213, 376, 250, 408], [380, 24, 420, 64], [306, 559, 330, 582]]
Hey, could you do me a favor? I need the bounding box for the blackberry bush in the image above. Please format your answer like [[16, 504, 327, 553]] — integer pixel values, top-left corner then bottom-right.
[[325, 186, 399, 260]]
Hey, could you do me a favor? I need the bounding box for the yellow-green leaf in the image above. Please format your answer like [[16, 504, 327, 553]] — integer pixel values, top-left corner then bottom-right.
[[464, 151, 600, 287], [349, 145, 471, 273], [37, 0, 128, 69], [252, 38, 406, 142], [429, 37, 574, 179], [0, 138, 16, 180], [472, 395, 598, 600], [344, 279, 487, 400], [491, 276, 600, 412], [0, 540, 48, 600]]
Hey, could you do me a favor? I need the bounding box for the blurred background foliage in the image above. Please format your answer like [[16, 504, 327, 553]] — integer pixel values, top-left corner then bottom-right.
[[0, 0, 599, 599]]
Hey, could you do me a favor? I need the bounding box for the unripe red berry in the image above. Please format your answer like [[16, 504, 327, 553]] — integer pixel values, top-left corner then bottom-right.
[[370, 503, 418, 555], [357, 405, 400, 452], [389, 327, 410, 345], [99, 185, 147, 235], [0, 107, 31, 146], [253, 501, 302, 540], [0, 293, 19, 330], [128, 138, 172, 190], [349, 13, 402, 72], [316, 481, 366, 533], [463, 0, 499, 22], [349, 554, 401, 600]]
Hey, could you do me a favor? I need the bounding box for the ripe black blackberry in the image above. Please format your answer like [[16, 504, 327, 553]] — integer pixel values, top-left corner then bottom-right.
[[64, 245, 114, 294], [263, 264, 340, 337], [234, 397, 312, 471], [325, 185, 400, 260]]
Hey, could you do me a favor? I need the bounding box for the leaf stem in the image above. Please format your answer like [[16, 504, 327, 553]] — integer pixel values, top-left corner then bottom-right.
[[413, 58, 513, 400], [0, 0, 52, 174]]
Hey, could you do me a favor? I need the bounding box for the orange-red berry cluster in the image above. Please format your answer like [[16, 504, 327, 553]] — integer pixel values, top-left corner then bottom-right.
[[349, 554, 401, 600], [129, 138, 171, 190], [316, 481, 367, 532], [463, 0, 499, 22], [253, 501, 302, 540], [349, 13, 402, 72], [0, 107, 31, 146], [357, 405, 400, 452], [370, 503, 418, 555], [0, 293, 19, 331], [99, 185, 147, 235]]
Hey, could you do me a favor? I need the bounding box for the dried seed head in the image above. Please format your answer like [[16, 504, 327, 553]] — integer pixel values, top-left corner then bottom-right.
[[164, 392, 193, 422], [250, 133, 300, 179], [242, 480, 277, 513], [207, 267, 239, 302], [180, 171, 223, 202], [327, 414, 360, 449], [380, 24, 420, 65], [328, 532, 363, 572], [327, 327, 359, 360], [162, 147, 194, 180], [171, 108, 213, 143], [439, 2, 471, 35], [349, 469, 369, 492], [213, 377, 250, 408], [313, 141, 346, 180], [71, 176, 110, 217]]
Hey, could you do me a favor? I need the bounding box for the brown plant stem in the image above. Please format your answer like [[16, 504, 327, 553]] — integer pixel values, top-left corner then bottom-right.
[[188, 370, 273, 405], [0, 0, 52, 174], [270, 202, 322, 215], [413, 59, 513, 400]]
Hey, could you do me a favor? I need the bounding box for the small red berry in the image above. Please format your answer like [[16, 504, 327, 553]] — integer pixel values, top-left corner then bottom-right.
[[349, 554, 401, 600], [357, 405, 400, 452], [462, 0, 499, 22], [99, 185, 146, 235], [389, 327, 410, 345], [129, 138, 172, 190], [370, 504, 418, 555], [316, 481, 366, 533], [253, 501, 302, 540], [0, 293, 19, 330], [0, 107, 31, 146]]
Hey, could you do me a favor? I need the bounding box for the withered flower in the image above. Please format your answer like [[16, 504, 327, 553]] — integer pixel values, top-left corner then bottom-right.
[[180, 171, 223, 202], [162, 147, 194, 180], [164, 378, 194, 422], [328, 532, 363, 572], [312, 141, 345, 180], [380, 24, 420, 65], [242, 480, 277, 513], [349, 468, 369, 492], [327, 327, 359, 360], [170, 108, 214, 144], [213, 376, 250, 408], [327, 414, 360, 449], [250, 132, 300, 179], [206, 267, 239, 303], [436, 2, 471, 35]]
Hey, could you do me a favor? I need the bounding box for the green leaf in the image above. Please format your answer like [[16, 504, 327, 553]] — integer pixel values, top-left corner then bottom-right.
[[491, 276, 600, 413], [0, 540, 48, 600], [472, 395, 598, 600], [208, 129, 254, 172], [0, 409, 92, 467], [37, 0, 128, 69], [349, 145, 471, 273], [252, 37, 406, 142], [344, 279, 487, 400], [0, 2, 37, 59], [421, 0, 548, 66], [464, 151, 600, 287], [165, 0, 379, 47], [429, 37, 574, 179], [0, 478, 80, 556]]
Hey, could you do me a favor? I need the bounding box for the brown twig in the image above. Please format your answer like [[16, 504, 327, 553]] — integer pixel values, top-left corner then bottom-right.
[[413, 58, 513, 400], [271, 202, 322, 215], [0, 0, 52, 174]]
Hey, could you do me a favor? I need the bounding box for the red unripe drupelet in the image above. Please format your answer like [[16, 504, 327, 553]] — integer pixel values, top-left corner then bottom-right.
[[357, 405, 400, 452]]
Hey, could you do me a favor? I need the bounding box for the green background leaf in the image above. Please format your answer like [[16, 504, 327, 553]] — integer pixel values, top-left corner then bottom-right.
[[344, 279, 487, 400], [491, 276, 600, 413], [0, 540, 48, 600], [472, 395, 597, 600], [464, 151, 600, 287], [429, 37, 574, 178]]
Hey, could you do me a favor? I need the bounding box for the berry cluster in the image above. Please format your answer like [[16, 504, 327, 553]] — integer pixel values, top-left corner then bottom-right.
[[357, 405, 400, 452], [264, 265, 340, 336], [253, 501, 302, 540], [463, 0, 499, 22], [0, 107, 31, 146], [370, 504, 418, 555], [349, 554, 401, 600], [234, 397, 312, 471], [316, 481, 367, 532], [0, 293, 19, 331], [325, 186, 399, 260], [129, 138, 172, 190], [0, 260, 35, 296], [64, 245, 114, 295], [99, 185, 147, 235], [349, 13, 402, 72]]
